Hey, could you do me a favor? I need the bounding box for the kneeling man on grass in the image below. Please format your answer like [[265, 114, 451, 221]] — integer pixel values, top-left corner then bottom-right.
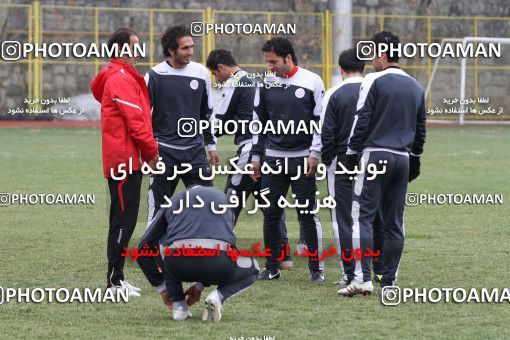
[[137, 185, 259, 322]]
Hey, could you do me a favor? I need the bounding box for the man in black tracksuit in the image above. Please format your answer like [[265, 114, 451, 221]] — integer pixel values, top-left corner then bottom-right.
[[338, 31, 426, 296], [322, 48, 363, 286], [146, 25, 218, 222], [251, 38, 325, 282], [137, 185, 259, 322], [321, 49, 385, 286], [205, 49, 293, 269]]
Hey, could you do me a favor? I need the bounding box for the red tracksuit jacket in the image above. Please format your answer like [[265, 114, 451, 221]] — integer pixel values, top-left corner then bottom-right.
[[90, 59, 158, 178]]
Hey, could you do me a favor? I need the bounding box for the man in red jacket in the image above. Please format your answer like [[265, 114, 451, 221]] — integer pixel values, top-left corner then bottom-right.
[[90, 28, 158, 297]]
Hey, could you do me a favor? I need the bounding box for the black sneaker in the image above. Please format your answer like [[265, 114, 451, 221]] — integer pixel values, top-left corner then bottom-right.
[[309, 270, 325, 283], [257, 269, 281, 281], [380, 279, 397, 288]]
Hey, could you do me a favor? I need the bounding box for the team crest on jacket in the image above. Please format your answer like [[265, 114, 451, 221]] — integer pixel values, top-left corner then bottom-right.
[[190, 79, 199, 90], [295, 88, 305, 98]]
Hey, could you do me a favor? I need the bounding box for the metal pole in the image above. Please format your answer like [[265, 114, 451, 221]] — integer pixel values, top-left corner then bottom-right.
[[329, 0, 352, 87]]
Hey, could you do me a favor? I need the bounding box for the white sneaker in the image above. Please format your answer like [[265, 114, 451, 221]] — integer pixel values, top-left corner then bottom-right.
[[109, 284, 140, 298], [337, 280, 373, 297], [120, 280, 141, 297], [120, 280, 141, 293], [173, 306, 192, 321], [333, 274, 351, 286], [202, 290, 223, 322]]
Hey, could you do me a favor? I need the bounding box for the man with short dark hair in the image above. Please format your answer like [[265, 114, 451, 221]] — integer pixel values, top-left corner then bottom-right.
[[90, 28, 158, 296], [322, 49, 386, 288], [250, 38, 326, 282], [206, 49, 293, 270], [338, 31, 426, 297], [145, 25, 218, 223], [321, 48, 365, 287]]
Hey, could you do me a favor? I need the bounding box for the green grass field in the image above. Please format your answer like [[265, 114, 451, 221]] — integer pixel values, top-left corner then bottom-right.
[[0, 126, 509, 339]]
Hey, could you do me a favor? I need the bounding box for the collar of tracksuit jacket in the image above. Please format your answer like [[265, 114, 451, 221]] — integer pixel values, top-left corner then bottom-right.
[[285, 65, 299, 78]]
